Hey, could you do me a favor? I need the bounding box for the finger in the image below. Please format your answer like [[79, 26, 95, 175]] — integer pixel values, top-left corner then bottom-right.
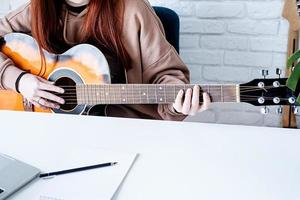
[[182, 88, 192, 115], [37, 77, 55, 85], [198, 92, 210, 112], [36, 90, 65, 104], [190, 85, 200, 116], [173, 89, 184, 112], [30, 100, 48, 110], [38, 98, 60, 109], [38, 82, 64, 94]]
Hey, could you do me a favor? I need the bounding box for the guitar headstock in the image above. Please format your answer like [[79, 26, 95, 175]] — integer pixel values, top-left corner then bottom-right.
[[240, 74, 299, 110], [283, 0, 300, 31]]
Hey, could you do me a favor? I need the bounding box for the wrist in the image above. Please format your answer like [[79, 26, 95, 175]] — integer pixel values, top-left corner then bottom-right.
[[15, 72, 29, 93], [2, 66, 24, 91]]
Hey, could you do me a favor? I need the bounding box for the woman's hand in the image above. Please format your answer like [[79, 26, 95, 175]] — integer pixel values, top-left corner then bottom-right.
[[173, 85, 210, 116], [18, 74, 65, 109]]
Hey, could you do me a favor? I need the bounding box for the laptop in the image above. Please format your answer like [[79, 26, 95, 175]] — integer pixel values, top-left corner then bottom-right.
[[0, 154, 40, 200]]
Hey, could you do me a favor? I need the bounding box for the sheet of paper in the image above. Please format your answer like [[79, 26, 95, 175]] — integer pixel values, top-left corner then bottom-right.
[[33, 148, 138, 200]]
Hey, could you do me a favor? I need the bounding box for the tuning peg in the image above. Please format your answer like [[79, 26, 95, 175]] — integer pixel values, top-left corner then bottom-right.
[[276, 68, 282, 78], [261, 107, 270, 115], [289, 97, 296, 105], [273, 81, 280, 88], [293, 106, 299, 115], [276, 106, 283, 114], [262, 70, 269, 79]]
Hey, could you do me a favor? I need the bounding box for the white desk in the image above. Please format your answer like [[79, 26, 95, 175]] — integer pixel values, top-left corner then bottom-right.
[[0, 111, 299, 200]]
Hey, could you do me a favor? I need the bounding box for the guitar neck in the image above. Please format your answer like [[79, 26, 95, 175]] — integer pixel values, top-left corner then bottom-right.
[[75, 84, 239, 105]]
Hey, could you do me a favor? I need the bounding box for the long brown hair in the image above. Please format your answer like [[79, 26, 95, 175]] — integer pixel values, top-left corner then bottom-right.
[[31, 0, 130, 71]]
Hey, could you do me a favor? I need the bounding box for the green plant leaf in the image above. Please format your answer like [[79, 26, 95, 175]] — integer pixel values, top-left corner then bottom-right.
[[287, 50, 300, 68], [297, 95, 300, 104], [287, 62, 300, 91]]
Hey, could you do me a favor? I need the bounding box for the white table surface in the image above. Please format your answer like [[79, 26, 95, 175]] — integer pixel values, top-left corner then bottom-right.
[[0, 110, 299, 200]]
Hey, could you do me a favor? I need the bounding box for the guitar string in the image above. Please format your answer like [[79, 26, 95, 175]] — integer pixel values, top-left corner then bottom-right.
[[55, 94, 291, 99], [52, 85, 292, 95], [51, 89, 291, 99], [53, 84, 288, 88], [56, 84, 289, 90], [52, 93, 294, 100], [53, 86, 288, 92], [62, 100, 294, 105], [62, 101, 292, 104], [61, 97, 294, 102], [53, 86, 288, 95], [58, 96, 295, 104], [57, 88, 285, 93]]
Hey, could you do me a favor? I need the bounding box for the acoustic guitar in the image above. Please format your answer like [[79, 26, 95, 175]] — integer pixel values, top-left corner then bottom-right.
[[282, 0, 300, 128], [0, 33, 299, 115]]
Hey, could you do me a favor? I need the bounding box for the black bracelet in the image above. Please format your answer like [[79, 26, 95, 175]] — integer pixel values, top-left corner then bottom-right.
[[15, 72, 28, 93], [0, 36, 5, 47]]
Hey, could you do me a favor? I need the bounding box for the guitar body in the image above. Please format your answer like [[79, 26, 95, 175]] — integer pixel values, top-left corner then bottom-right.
[[0, 33, 111, 115]]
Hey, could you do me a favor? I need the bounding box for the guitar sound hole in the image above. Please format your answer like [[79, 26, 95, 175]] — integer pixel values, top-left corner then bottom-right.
[[55, 77, 78, 112]]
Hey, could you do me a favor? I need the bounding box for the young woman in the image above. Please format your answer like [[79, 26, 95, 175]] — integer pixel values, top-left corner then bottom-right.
[[0, 0, 210, 120]]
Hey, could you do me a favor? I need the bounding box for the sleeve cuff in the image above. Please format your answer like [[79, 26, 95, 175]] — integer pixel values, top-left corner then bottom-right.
[[0, 62, 23, 90], [166, 104, 186, 116]]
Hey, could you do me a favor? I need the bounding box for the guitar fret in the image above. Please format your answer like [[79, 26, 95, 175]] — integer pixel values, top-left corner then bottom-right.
[[147, 85, 149, 104], [93, 84, 96, 105], [148, 85, 156, 104], [106, 85, 109, 104], [140, 85, 148, 104], [165, 85, 175, 103], [99, 84, 103, 104], [89, 85, 92, 105], [157, 85, 164, 103], [164, 85, 167, 103], [90, 85, 93, 105], [128, 84, 132, 104], [113, 84, 117, 104], [85, 85, 89, 105], [154, 85, 158, 104], [139, 85, 142, 104]]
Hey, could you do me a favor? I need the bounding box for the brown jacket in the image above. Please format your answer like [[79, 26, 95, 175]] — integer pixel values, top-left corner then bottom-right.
[[0, 0, 189, 120]]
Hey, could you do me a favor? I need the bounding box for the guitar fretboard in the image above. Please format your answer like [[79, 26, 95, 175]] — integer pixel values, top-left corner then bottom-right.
[[75, 84, 239, 105]]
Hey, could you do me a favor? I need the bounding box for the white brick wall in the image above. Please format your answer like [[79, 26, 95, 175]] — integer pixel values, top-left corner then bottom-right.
[[1, 0, 299, 127]]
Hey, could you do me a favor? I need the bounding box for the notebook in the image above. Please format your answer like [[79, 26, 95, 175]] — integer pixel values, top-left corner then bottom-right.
[[34, 148, 138, 200]]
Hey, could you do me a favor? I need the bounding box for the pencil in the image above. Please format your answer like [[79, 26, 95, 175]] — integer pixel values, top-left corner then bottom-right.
[[39, 162, 118, 178]]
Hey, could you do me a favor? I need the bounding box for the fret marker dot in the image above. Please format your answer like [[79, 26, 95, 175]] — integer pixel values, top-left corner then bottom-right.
[[160, 98, 163, 101], [159, 87, 162, 90], [96, 93, 99, 96], [143, 93, 146, 96], [122, 87, 125, 90], [106, 93, 109, 96], [122, 99, 126, 102]]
